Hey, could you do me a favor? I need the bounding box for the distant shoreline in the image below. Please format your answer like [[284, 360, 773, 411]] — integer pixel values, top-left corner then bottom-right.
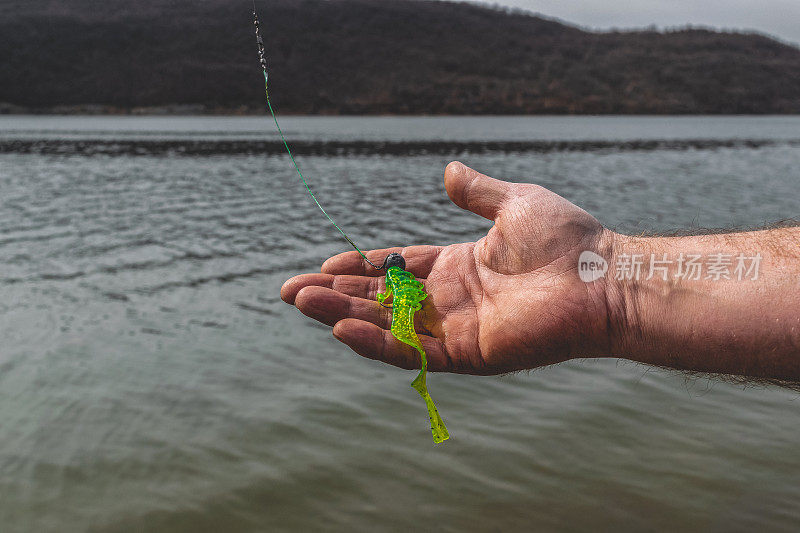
[[2, 104, 799, 117], [3, 138, 798, 157]]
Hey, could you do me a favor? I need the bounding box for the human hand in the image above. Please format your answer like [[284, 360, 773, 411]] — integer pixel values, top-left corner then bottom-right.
[[281, 161, 616, 375]]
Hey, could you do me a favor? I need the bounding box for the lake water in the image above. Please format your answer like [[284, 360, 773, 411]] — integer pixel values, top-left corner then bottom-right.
[[1, 115, 800, 532]]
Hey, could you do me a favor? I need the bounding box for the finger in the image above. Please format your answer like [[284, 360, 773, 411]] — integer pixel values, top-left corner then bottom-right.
[[281, 273, 381, 304], [333, 319, 451, 372], [321, 245, 443, 278], [444, 161, 513, 221], [294, 285, 392, 329]]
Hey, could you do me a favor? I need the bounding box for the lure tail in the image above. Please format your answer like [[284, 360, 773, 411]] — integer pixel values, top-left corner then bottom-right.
[[392, 303, 449, 444], [410, 355, 450, 444]]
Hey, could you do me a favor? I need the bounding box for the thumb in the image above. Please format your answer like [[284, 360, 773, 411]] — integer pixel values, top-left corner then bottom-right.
[[444, 161, 513, 221]]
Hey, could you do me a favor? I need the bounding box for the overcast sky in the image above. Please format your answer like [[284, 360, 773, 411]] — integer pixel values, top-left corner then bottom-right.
[[465, 0, 800, 45]]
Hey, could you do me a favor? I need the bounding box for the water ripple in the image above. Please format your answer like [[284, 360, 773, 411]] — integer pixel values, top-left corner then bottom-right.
[[2, 119, 800, 532]]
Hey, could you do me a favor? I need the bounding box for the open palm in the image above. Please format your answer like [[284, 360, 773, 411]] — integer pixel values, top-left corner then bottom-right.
[[281, 162, 615, 375]]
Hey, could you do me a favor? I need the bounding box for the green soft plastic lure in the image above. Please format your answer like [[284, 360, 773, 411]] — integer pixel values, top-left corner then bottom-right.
[[378, 254, 449, 444], [253, 5, 448, 443]]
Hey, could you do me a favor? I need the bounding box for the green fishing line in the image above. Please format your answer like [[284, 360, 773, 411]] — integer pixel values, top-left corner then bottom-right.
[[253, 5, 449, 443], [260, 73, 379, 268], [254, 5, 380, 269]]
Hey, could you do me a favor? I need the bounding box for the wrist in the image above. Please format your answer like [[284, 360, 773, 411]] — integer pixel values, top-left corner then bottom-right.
[[602, 231, 652, 361], [606, 232, 664, 364], [604, 231, 730, 367]]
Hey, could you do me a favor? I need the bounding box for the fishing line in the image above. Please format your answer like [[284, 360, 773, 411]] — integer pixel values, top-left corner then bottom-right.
[[252, 3, 449, 443], [253, 3, 383, 270]]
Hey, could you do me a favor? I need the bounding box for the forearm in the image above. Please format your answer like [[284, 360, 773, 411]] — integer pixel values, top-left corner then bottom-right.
[[605, 227, 800, 381]]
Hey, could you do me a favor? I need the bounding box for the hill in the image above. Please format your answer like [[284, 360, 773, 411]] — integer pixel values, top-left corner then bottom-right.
[[1, 0, 800, 114]]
